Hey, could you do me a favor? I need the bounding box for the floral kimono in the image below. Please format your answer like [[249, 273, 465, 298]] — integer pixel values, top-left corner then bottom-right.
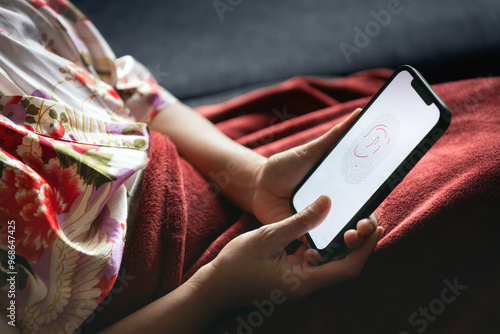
[[0, 0, 177, 332]]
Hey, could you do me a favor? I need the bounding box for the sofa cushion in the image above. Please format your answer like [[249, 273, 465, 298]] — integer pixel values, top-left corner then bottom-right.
[[73, 0, 500, 106]]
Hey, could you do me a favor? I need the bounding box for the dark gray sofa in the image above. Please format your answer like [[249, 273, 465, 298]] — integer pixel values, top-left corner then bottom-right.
[[73, 0, 500, 107]]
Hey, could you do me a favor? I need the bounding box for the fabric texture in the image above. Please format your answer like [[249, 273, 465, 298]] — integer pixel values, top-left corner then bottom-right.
[[0, 1, 177, 332], [82, 69, 500, 333]]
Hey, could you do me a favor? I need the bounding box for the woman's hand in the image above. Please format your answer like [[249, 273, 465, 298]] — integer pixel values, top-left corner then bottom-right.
[[102, 195, 382, 334], [251, 108, 361, 225], [251, 108, 378, 250], [197, 195, 384, 312]]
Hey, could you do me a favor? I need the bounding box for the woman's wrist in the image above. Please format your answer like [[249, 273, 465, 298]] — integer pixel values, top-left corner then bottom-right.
[[149, 102, 267, 213], [99, 264, 230, 334], [226, 155, 267, 214], [187, 262, 235, 315]]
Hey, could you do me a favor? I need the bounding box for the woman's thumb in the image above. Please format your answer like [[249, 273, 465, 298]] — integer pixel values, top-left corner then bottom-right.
[[292, 108, 361, 165], [272, 195, 331, 248]]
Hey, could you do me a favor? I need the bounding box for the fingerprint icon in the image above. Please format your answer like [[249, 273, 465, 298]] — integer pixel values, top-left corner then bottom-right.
[[341, 113, 400, 184]]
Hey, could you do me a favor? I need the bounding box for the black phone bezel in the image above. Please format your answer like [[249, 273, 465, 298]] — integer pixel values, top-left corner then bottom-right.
[[290, 65, 451, 260]]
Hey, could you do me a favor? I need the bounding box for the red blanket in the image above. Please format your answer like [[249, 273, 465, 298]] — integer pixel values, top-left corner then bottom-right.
[[82, 69, 500, 333]]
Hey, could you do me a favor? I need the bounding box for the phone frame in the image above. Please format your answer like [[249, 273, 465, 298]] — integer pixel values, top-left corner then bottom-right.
[[290, 65, 451, 259]]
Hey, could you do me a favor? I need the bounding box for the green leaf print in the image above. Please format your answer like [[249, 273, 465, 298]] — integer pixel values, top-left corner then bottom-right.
[[121, 128, 135, 135], [48, 109, 58, 120], [133, 138, 147, 149], [81, 150, 118, 189], [59, 112, 68, 123], [25, 116, 36, 124], [53, 141, 117, 190], [26, 104, 39, 115]]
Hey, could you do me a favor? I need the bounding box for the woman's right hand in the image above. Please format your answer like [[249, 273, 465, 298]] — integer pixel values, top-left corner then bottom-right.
[[194, 195, 384, 312], [101, 195, 383, 334]]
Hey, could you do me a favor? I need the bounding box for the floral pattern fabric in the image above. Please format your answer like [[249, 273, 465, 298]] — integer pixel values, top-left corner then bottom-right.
[[0, 0, 178, 332]]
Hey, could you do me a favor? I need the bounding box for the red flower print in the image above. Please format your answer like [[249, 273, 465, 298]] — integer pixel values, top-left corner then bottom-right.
[[29, 0, 68, 14], [0, 124, 25, 160], [107, 88, 121, 101], [47, 0, 69, 14], [73, 70, 88, 85], [46, 160, 81, 214], [23, 124, 35, 132], [0, 162, 60, 263], [7, 96, 22, 105], [92, 273, 117, 304], [0, 122, 82, 262], [70, 66, 97, 87], [149, 109, 160, 122], [23, 154, 82, 215], [29, 0, 46, 9], [70, 142, 100, 155], [47, 120, 65, 139]]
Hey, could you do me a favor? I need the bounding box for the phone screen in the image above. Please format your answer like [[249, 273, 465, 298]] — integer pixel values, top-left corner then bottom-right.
[[292, 70, 441, 250]]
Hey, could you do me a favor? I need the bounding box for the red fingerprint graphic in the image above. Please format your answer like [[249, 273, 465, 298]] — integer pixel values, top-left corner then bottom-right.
[[354, 124, 390, 158], [342, 114, 400, 184]]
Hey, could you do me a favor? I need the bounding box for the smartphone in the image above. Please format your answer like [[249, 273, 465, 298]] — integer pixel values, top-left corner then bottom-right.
[[290, 65, 451, 259]]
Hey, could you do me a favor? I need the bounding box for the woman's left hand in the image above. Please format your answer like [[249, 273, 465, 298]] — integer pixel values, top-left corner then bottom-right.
[[200, 195, 384, 311], [251, 108, 361, 225]]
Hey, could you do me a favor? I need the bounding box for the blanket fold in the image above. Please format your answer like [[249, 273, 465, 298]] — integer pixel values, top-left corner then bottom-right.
[[82, 69, 500, 334]]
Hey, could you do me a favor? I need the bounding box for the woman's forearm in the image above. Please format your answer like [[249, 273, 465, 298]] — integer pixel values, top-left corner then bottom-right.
[[99, 266, 223, 334], [149, 102, 266, 212]]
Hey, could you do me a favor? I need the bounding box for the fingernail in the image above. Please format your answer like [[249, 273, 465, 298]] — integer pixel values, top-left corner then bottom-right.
[[377, 227, 385, 240], [311, 195, 330, 214], [363, 218, 375, 233]]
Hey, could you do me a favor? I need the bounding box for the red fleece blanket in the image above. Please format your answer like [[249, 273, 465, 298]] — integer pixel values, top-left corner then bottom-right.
[[82, 69, 500, 334]]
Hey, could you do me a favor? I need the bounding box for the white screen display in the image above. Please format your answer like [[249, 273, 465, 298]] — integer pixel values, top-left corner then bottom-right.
[[292, 70, 440, 250]]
